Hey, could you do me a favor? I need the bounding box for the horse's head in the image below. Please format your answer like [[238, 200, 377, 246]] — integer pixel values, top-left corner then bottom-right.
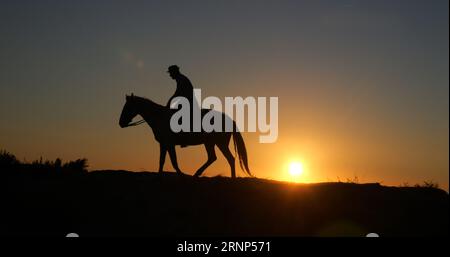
[[119, 93, 138, 128]]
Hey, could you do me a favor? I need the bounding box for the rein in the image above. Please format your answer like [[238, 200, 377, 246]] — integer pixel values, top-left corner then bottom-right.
[[127, 119, 146, 127]]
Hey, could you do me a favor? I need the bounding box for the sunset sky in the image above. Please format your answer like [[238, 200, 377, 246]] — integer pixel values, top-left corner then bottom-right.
[[1, 0, 448, 189]]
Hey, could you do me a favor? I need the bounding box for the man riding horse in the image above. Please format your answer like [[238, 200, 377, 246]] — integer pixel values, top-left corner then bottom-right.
[[166, 65, 198, 148], [119, 66, 251, 178], [166, 65, 194, 109]]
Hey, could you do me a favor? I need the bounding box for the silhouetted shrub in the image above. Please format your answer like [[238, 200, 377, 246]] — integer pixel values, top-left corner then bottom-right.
[[415, 181, 440, 189], [62, 158, 88, 173], [0, 150, 20, 169], [0, 150, 88, 174]]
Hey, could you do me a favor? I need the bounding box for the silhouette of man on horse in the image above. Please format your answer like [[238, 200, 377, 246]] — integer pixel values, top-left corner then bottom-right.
[[166, 65, 194, 108], [119, 65, 251, 178], [166, 65, 200, 147]]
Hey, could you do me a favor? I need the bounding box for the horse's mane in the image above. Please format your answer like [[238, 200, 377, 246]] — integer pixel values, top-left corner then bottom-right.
[[133, 95, 165, 110]]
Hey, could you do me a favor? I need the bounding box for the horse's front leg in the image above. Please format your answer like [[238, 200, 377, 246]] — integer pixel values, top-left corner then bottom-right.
[[168, 146, 185, 175], [159, 144, 167, 173]]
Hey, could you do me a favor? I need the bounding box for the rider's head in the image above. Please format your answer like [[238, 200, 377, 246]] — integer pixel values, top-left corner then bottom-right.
[[167, 65, 181, 79]]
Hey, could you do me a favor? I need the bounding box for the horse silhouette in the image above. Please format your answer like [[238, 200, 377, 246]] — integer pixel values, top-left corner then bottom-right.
[[119, 94, 251, 178]]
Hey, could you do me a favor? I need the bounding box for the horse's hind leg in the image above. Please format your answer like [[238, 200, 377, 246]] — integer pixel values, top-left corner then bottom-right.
[[217, 138, 236, 178], [168, 146, 184, 175], [194, 144, 217, 177]]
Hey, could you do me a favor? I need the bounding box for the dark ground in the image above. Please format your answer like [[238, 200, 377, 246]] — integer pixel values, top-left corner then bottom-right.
[[2, 170, 448, 237]]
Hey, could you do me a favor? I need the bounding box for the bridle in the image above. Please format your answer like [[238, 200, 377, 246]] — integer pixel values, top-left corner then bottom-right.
[[127, 119, 146, 127], [124, 97, 147, 127]]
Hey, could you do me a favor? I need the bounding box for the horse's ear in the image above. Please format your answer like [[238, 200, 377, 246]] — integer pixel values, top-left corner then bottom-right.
[[131, 93, 134, 97]]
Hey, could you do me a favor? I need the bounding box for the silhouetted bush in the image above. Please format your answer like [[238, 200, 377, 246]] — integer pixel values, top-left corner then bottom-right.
[[0, 150, 88, 174], [415, 181, 440, 189], [62, 158, 88, 173], [0, 150, 20, 169]]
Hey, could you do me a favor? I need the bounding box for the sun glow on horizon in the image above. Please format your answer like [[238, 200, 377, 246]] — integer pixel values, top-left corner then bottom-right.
[[288, 161, 305, 182]]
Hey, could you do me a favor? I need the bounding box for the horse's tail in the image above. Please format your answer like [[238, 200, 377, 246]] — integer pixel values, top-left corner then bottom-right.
[[232, 130, 252, 177]]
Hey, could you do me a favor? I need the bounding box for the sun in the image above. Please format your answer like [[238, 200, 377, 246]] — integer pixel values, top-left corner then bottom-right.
[[289, 162, 304, 177]]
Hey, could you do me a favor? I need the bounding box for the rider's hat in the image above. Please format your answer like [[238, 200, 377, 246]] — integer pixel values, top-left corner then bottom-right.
[[167, 65, 180, 73]]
